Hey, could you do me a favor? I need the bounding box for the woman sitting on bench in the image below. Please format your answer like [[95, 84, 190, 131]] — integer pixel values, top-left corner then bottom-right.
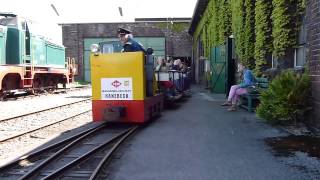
[[221, 63, 255, 111]]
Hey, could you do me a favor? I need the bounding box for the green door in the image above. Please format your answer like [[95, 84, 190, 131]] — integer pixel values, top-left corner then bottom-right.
[[134, 37, 166, 57], [83, 37, 165, 82], [211, 45, 226, 93]]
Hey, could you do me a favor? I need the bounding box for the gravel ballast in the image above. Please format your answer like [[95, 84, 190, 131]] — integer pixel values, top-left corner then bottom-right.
[[0, 87, 98, 166]]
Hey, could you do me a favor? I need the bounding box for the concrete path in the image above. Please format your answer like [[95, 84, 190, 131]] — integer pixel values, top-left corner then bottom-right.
[[107, 87, 317, 180]]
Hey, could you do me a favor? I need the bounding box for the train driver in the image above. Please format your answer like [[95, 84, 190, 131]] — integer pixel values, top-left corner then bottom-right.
[[117, 27, 146, 53]]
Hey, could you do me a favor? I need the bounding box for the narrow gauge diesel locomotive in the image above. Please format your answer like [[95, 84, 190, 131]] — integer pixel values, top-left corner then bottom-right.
[[90, 41, 163, 123], [0, 13, 75, 99], [90, 41, 190, 123]]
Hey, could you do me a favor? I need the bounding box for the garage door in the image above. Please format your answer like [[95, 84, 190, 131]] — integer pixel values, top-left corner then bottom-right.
[[83, 37, 165, 82]]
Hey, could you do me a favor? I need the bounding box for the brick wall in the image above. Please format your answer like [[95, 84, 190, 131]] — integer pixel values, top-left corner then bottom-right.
[[307, 0, 320, 127], [61, 22, 192, 81]]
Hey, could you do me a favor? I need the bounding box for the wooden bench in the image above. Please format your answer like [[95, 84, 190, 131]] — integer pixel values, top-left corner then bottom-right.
[[240, 77, 269, 112]]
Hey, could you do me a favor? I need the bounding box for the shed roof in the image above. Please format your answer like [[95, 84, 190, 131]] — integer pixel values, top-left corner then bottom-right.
[[188, 0, 209, 35]]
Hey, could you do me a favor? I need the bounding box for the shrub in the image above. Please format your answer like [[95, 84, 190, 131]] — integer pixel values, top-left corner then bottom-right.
[[256, 70, 310, 124]]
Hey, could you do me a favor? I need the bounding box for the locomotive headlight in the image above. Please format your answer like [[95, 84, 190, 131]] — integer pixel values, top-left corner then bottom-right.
[[90, 44, 99, 54]]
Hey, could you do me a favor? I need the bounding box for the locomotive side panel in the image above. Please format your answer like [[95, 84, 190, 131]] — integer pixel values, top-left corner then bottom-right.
[[45, 42, 65, 67]]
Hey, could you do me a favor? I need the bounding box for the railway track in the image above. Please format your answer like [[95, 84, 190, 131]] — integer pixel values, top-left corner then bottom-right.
[[0, 98, 91, 144], [0, 109, 91, 143], [0, 123, 138, 180], [0, 98, 91, 123], [1, 85, 91, 102]]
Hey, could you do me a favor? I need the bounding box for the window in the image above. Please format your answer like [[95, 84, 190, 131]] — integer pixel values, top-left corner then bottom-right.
[[295, 15, 307, 67], [294, 46, 306, 67], [272, 55, 278, 69], [0, 17, 17, 26], [102, 44, 114, 54]]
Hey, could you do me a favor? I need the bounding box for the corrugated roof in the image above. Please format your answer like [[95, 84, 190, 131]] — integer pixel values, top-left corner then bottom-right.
[[188, 0, 209, 35], [135, 18, 191, 22]]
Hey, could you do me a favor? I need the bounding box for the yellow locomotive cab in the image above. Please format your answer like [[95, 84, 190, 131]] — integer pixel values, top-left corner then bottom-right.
[[91, 51, 163, 123]]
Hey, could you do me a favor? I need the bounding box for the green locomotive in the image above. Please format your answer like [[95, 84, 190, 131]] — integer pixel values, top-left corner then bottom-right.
[[0, 13, 75, 99]]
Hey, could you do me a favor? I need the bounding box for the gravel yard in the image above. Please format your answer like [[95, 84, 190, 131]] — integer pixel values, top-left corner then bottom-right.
[[0, 100, 91, 141], [0, 87, 92, 119], [0, 87, 97, 167]]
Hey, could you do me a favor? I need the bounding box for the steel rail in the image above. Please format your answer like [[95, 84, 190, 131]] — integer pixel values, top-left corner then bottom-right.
[[42, 126, 138, 180], [89, 126, 138, 180], [19, 126, 138, 180], [0, 109, 92, 142], [0, 122, 106, 170], [0, 85, 91, 101], [18, 123, 109, 180], [0, 98, 91, 123]]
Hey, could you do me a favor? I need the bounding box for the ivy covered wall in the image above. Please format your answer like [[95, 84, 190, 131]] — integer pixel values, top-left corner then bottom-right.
[[254, 0, 272, 76], [193, 0, 232, 58], [192, 0, 306, 76]]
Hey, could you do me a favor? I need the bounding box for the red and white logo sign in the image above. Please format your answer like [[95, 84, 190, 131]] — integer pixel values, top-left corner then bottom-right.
[[111, 80, 122, 88], [101, 78, 133, 100]]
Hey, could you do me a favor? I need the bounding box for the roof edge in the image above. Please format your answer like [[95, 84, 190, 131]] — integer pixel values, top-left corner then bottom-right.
[[188, 0, 209, 36]]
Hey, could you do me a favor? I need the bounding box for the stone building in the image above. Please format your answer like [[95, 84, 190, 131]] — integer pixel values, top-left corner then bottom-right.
[[61, 18, 192, 82], [306, 0, 320, 127]]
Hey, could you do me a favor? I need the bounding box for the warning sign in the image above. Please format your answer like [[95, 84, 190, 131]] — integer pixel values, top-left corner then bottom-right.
[[101, 78, 133, 100]]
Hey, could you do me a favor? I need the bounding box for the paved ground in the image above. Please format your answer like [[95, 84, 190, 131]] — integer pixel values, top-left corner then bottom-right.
[[107, 86, 319, 180]]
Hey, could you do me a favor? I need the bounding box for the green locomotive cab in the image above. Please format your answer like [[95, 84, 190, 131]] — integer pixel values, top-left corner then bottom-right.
[[0, 13, 65, 67], [0, 13, 74, 99]]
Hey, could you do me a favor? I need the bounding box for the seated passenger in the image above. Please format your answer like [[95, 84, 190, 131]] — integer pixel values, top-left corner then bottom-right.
[[155, 57, 177, 99], [221, 63, 255, 111], [117, 27, 145, 53], [172, 59, 181, 70], [181, 62, 191, 90], [166, 60, 173, 69], [155, 57, 169, 72], [171, 59, 185, 91]]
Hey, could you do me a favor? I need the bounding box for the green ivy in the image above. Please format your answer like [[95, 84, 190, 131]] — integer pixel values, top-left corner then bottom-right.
[[192, 0, 306, 72], [231, 0, 246, 63], [218, 0, 232, 45], [272, 0, 305, 58], [171, 23, 190, 33], [193, 0, 232, 58], [155, 22, 167, 29], [254, 0, 272, 76], [243, 0, 255, 69], [211, 0, 220, 46], [155, 22, 190, 33]]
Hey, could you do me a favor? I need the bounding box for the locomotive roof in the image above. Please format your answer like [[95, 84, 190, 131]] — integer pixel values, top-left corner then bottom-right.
[[0, 12, 17, 18]]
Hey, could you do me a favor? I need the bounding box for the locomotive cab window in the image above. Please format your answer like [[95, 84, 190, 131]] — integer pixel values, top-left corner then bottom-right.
[[0, 17, 17, 27], [102, 44, 114, 54], [99, 41, 123, 54]]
